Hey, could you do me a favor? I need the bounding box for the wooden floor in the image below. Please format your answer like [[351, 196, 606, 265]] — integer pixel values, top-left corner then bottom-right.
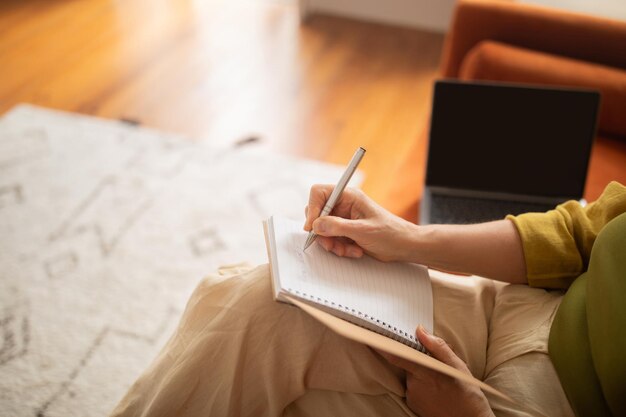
[[0, 0, 444, 213]]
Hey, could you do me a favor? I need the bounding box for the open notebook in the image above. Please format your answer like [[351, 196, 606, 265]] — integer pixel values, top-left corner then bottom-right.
[[264, 215, 433, 352], [262, 215, 537, 413]]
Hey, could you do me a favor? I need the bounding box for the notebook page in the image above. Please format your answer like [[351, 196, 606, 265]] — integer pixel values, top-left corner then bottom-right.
[[271, 216, 433, 338]]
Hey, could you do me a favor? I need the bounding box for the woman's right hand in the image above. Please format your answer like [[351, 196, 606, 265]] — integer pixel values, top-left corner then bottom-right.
[[303, 184, 419, 262]]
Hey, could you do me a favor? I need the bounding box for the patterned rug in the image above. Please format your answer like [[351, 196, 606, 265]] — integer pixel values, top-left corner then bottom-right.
[[0, 105, 357, 416]]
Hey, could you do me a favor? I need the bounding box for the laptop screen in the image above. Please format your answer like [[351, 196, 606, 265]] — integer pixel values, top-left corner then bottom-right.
[[426, 81, 599, 199]]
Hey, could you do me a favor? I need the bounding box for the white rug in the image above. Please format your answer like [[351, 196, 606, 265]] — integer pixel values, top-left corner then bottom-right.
[[0, 105, 357, 416]]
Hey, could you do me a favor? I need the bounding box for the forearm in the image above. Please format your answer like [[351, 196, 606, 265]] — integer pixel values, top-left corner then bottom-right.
[[405, 220, 527, 284]]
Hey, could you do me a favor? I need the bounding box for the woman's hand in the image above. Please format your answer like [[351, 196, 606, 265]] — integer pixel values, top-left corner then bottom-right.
[[303, 184, 419, 262], [379, 326, 494, 417], [304, 184, 528, 283]]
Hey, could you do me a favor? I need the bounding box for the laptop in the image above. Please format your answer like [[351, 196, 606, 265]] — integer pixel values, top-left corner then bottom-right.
[[420, 80, 600, 225]]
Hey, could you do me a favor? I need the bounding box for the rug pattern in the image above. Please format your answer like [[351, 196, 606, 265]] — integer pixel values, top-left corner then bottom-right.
[[0, 105, 354, 416]]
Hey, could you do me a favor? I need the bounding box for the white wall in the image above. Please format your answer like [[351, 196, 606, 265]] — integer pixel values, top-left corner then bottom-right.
[[300, 0, 457, 33], [300, 0, 626, 33], [520, 0, 626, 21]]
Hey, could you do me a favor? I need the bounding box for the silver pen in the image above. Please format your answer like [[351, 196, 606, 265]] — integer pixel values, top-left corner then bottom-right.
[[303, 147, 366, 251]]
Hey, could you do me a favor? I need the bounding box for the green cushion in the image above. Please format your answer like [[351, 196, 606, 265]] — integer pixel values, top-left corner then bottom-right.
[[586, 213, 626, 417], [549, 274, 611, 417], [549, 213, 626, 417]]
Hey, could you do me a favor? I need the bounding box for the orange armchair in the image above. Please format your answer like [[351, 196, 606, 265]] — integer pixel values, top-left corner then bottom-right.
[[385, 0, 626, 222]]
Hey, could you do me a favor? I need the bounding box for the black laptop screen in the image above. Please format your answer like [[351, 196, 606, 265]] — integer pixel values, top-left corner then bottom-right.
[[426, 81, 599, 199]]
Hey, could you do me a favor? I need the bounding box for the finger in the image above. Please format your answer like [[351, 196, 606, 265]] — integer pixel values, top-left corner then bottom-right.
[[312, 216, 361, 240], [327, 187, 361, 219], [304, 184, 334, 230], [316, 236, 334, 252], [416, 326, 465, 369], [342, 242, 363, 258], [305, 186, 362, 230], [315, 237, 364, 258], [330, 241, 363, 258], [303, 205, 310, 230]]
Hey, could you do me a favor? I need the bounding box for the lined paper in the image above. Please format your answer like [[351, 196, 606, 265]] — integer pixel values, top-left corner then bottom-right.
[[268, 216, 433, 340]]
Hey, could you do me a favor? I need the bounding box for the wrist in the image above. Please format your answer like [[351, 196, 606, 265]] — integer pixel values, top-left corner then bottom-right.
[[398, 221, 426, 263], [402, 222, 449, 268]]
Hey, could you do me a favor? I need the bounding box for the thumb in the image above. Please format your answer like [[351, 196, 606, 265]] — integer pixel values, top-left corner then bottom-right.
[[416, 325, 463, 368], [313, 216, 360, 239]]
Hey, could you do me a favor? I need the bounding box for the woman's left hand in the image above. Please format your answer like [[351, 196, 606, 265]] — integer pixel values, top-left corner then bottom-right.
[[378, 326, 494, 417]]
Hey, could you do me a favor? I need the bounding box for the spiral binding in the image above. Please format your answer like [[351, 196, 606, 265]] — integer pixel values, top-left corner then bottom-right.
[[287, 288, 426, 353]]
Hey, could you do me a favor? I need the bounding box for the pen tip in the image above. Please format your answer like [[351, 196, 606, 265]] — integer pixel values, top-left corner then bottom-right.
[[303, 236, 314, 251]]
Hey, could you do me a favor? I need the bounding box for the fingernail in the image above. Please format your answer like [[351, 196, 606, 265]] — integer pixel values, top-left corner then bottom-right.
[[418, 325, 429, 336], [347, 247, 359, 257]]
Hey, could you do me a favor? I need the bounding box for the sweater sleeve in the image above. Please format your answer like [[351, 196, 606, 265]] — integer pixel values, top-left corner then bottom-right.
[[507, 181, 626, 289]]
